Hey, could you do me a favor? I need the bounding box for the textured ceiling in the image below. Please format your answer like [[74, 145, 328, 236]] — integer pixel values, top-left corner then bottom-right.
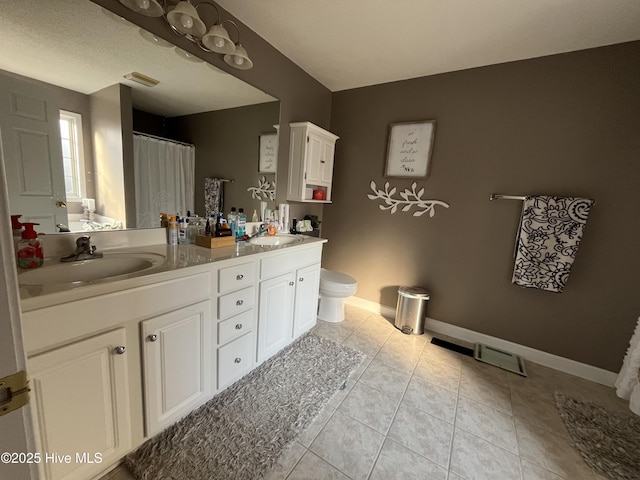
[[0, 0, 274, 117], [216, 0, 640, 91]]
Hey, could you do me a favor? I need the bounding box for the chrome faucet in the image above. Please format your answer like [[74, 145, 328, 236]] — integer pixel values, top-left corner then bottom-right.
[[249, 224, 268, 239], [60, 236, 103, 262]]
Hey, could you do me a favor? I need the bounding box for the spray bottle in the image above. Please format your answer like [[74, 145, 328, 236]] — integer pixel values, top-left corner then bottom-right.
[[168, 215, 178, 245]]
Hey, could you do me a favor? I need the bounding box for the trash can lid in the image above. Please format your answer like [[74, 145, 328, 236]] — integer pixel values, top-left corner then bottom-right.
[[398, 286, 430, 299]]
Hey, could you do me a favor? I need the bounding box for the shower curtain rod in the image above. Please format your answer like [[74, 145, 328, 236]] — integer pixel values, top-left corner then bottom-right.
[[490, 193, 595, 205], [133, 131, 195, 148]]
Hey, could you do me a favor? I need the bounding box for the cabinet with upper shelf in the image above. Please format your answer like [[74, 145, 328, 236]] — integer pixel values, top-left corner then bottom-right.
[[286, 122, 339, 203]]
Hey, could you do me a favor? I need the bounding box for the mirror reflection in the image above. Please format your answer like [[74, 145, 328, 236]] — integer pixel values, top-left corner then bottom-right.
[[0, 0, 279, 234]]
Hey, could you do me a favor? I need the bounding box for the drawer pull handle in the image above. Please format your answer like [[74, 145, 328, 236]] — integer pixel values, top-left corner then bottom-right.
[[148, 334, 158, 342], [289, 281, 294, 286], [235, 324, 243, 330], [236, 274, 244, 280], [234, 357, 242, 364], [115, 346, 126, 355], [236, 299, 244, 306], [299, 277, 304, 282]]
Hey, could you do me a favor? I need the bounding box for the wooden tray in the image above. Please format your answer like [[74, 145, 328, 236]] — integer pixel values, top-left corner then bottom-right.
[[195, 235, 236, 249]]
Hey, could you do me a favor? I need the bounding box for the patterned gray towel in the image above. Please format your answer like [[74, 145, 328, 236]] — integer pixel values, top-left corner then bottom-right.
[[512, 196, 594, 293]]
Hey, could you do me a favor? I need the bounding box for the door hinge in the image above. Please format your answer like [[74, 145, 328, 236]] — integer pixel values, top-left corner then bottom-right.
[[306, 136, 309, 143], [0, 371, 30, 416]]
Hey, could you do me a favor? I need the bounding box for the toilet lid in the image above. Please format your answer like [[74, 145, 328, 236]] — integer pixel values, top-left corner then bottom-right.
[[321, 268, 357, 286]]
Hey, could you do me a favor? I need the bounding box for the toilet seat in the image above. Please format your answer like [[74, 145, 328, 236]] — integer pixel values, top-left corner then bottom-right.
[[320, 268, 357, 287]]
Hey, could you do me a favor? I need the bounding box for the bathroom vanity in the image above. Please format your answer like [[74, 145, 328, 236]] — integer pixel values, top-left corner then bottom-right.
[[19, 235, 325, 480]]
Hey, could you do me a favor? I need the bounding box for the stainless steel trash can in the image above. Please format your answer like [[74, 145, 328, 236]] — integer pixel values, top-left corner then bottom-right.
[[394, 286, 430, 335]]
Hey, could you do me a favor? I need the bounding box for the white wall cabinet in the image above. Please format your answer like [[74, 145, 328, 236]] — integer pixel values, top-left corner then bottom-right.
[[28, 328, 132, 480], [287, 122, 339, 203], [141, 300, 213, 436]]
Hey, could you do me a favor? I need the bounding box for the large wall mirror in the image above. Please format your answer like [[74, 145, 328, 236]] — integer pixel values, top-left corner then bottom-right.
[[0, 0, 279, 234]]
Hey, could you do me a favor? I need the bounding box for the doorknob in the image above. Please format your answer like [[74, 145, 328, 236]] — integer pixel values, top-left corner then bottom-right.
[[56, 200, 67, 208]]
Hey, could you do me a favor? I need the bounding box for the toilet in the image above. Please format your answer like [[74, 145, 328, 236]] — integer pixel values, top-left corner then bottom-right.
[[318, 268, 358, 323]]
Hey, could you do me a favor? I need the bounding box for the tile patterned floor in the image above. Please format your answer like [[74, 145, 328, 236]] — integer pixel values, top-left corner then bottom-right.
[[102, 304, 628, 480]]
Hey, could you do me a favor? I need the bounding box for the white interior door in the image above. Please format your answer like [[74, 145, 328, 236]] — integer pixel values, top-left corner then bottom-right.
[[0, 71, 67, 234]]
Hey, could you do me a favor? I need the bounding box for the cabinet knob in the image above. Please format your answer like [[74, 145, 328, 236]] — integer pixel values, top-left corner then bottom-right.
[[148, 334, 158, 342], [115, 346, 126, 355], [299, 277, 304, 282], [236, 274, 244, 280], [320, 160, 326, 164], [236, 299, 244, 306], [235, 324, 243, 330], [234, 357, 242, 364], [289, 281, 294, 286]]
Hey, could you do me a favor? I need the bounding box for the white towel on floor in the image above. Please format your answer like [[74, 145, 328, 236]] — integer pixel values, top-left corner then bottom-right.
[[615, 316, 640, 415]]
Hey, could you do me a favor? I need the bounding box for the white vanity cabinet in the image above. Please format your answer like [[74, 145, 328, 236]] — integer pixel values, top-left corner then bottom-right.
[[257, 244, 322, 364], [28, 328, 132, 480], [214, 260, 258, 390], [141, 300, 213, 436], [287, 122, 339, 202]]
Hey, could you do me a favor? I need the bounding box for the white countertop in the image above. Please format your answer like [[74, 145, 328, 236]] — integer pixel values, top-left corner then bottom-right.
[[19, 235, 327, 312]]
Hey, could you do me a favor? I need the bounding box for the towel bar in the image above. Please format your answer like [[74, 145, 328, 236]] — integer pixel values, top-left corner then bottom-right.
[[490, 194, 595, 205]]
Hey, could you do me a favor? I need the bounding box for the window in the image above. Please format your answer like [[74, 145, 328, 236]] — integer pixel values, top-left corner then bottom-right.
[[59, 110, 86, 201]]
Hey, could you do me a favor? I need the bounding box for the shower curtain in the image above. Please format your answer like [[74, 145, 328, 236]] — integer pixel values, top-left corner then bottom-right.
[[133, 134, 195, 228]]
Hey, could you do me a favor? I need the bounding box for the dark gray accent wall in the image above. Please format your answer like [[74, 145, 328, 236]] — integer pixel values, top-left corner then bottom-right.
[[324, 41, 640, 372], [169, 102, 280, 218]]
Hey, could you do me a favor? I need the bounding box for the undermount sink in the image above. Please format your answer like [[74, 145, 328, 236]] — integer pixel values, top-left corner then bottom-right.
[[18, 252, 167, 286], [249, 234, 304, 247]]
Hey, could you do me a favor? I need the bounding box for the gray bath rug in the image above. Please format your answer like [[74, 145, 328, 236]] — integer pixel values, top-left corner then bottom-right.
[[554, 392, 640, 480], [125, 333, 365, 480]]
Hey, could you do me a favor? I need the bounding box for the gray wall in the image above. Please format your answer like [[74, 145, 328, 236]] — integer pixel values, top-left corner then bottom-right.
[[323, 41, 640, 372], [169, 102, 280, 218]]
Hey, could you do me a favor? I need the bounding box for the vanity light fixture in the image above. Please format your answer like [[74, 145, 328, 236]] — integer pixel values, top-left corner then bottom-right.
[[123, 71, 160, 87], [166, 1, 206, 37], [118, 0, 252, 69], [224, 42, 253, 70], [119, 0, 163, 17]]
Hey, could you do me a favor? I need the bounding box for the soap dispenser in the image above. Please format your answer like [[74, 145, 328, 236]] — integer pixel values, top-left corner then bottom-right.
[[11, 215, 22, 237], [17, 222, 43, 269]]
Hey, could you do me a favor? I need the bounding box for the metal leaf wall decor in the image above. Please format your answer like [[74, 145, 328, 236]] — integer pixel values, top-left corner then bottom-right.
[[367, 181, 449, 217], [248, 176, 275, 201]]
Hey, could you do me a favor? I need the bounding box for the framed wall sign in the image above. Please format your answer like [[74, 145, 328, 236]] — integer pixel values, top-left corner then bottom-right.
[[384, 120, 436, 179], [258, 132, 278, 173]]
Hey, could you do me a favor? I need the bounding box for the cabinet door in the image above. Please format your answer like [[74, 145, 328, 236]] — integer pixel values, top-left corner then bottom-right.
[[319, 139, 335, 184], [257, 272, 295, 364], [28, 329, 131, 480], [305, 132, 325, 184], [142, 300, 212, 436], [293, 263, 321, 339]]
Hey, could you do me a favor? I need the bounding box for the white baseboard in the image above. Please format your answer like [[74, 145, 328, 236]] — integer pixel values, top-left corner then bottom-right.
[[345, 296, 617, 387]]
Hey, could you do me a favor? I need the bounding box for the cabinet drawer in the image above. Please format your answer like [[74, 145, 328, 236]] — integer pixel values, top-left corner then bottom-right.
[[260, 246, 322, 279], [218, 333, 254, 389], [218, 262, 255, 293], [218, 309, 254, 345], [218, 286, 255, 319]]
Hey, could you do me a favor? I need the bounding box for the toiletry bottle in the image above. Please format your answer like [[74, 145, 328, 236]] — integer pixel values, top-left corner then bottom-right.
[[267, 212, 277, 236], [252, 209, 259, 222], [11, 215, 22, 236], [17, 222, 43, 269], [168, 215, 178, 245], [237, 208, 246, 238], [178, 217, 188, 244], [205, 216, 211, 236], [227, 207, 238, 238], [160, 213, 168, 228]]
